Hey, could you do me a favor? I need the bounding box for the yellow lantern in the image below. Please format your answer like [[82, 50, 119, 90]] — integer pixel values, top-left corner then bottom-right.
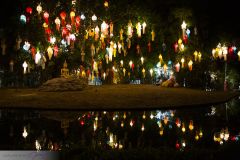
[[142, 22, 146, 34], [198, 52, 202, 62], [163, 64, 167, 73], [70, 11, 75, 22], [159, 54, 163, 64], [141, 124, 145, 132], [159, 128, 164, 136], [181, 57, 185, 68], [188, 120, 194, 130], [193, 51, 198, 61], [127, 20, 133, 38], [238, 51, 240, 61], [188, 60, 193, 71], [136, 22, 141, 37], [163, 116, 168, 125], [119, 29, 124, 40], [181, 122, 186, 133], [123, 68, 126, 76], [151, 30, 155, 41], [113, 43, 117, 57], [195, 133, 199, 141], [42, 22, 48, 28], [121, 121, 124, 127], [140, 57, 144, 65], [129, 60, 133, 69], [47, 46, 53, 60], [212, 49, 216, 58], [94, 26, 100, 40], [142, 68, 146, 78], [178, 38, 182, 44]]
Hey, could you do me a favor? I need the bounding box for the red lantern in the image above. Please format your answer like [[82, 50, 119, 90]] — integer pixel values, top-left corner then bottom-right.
[[62, 27, 68, 37], [174, 42, 178, 52], [183, 35, 188, 44], [43, 12, 49, 24], [26, 7, 32, 14], [60, 11, 67, 26], [54, 45, 59, 57], [75, 16, 81, 28], [30, 47, 36, 59], [176, 141, 180, 149]]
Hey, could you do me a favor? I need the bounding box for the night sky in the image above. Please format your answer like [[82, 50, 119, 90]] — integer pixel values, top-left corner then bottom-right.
[[0, 0, 239, 39]]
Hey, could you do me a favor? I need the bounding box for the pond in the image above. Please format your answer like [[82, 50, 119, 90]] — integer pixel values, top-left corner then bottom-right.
[[0, 96, 240, 160]]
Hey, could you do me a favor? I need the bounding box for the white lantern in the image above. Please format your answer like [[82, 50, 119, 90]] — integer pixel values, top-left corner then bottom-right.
[[22, 61, 28, 74]]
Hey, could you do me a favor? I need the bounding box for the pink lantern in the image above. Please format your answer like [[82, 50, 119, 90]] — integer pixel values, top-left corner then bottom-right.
[[54, 45, 59, 57], [175, 62, 180, 72], [43, 12, 49, 24], [174, 42, 178, 52]]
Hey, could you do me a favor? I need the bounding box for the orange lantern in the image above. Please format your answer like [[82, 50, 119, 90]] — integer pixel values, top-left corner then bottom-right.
[[70, 11, 75, 24]]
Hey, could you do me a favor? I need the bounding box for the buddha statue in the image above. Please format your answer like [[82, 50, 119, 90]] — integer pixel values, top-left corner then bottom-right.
[[61, 60, 69, 78]]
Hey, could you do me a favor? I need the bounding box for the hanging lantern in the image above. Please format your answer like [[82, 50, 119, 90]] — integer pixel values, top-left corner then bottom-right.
[[151, 30, 155, 41], [136, 22, 142, 37], [47, 46, 53, 60], [55, 17, 61, 31], [94, 26, 100, 40], [101, 21, 108, 36], [130, 120, 134, 127], [75, 16, 81, 29], [178, 38, 182, 44], [129, 60, 133, 69], [92, 14, 97, 21], [159, 128, 164, 136], [189, 120, 194, 130], [123, 68, 126, 76], [91, 44, 95, 57], [181, 122, 186, 133], [142, 68, 146, 78], [163, 64, 167, 73], [212, 49, 216, 58], [141, 124, 145, 131], [175, 62, 180, 72], [108, 46, 113, 62], [117, 42, 122, 54], [36, 4, 42, 14], [142, 22, 146, 34], [70, 11, 75, 24], [174, 42, 178, 52], [198, 52, 202, 62], [127, 38, 131, 49], [193, 51, 198, 61], [195, 132, 199, 141], [238, 51, 240, 61], [43, 12, 49, 24], [81, 49, 85, 62], [9, 60, 14, 72], [222, 47, 228, 61], [175, 118, 181, 127], [188, 60, 193, 71], [104, 0, 109, 8], [150, 69, 153, 77], [159, 54, 163, 65], [136, 44, 140, 54], [54, 45, 58, 57], [181, 57, 185, 68], [22, 61, 28, 74], [127, 21, 133, 38], [20, 15, 27, 23], [110, 22, 113, 37], [140, 57, 144, 65], [26, 7, 32, 14], [30, 47, 36, 59], [181, 21, 187, 38], [113, 43, 117, 57], [119, 29, 124, 40], [35, 51, 41, 64], [163, 116, 168, 124], [50, 36, 56, 44], [120, 60, 123, 67]]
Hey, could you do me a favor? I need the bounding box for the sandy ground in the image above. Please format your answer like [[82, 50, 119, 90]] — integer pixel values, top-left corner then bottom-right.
[[0, 85, 238, 110]]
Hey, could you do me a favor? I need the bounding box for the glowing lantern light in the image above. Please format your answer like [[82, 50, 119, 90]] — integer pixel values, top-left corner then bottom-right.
[[176, 141, 180, 149], [50, 36, 56, 44], [159, 128, 164, 136], [101, 21, 108, 36], [26, 7, 32, 14], [55, 17, 61, 31], [136, 22, 142, 37], [142, 68, 146, 78], [150, 113, 154, 119], [60, 11, 66, 20], [35, 140, 41, 151], [9, 60, 14, 72], [23, 41, 30, 51], [180, 44, 184, 51], [159, 54, 163, 65], [141, 124, 145, 131], [123, 68, 126, 76], [36, 4, 42, 14], [35, 51, 41, 64], [238, 51, 240, 61], [150, 69, 153, 77], [121, 121, 124, 127], [140, 57, 144, 65], [80, 14, 85, 20], [178, 38, 182, 44], [175, 62, 180, 72], [188, 120, 194, 130], [174, 42, 178, 52], [186, 28, 190, 37], [182, 140, 186, 148], [212, 49, 216, 58], [119, 60, 123, 67], [129, 60, 133, 69], [163, 64, 168, 73], [151, 30, 155, 41], [164, 117, 168, 124], [103, 72, 106, 80], [127, 21, 133, 38], [43, 12, 49, 23], [104, 1, 109, 8], [224, 128, 229, 141], [130, 120, 134, 127], [110, 22, 114, 37], [198, 52, 202, 62], [75, 16, 81, 28], [175, 118, 181, 127], [195, 133, 199, 141], [181, 58, 185, 68], [181, 122, 186, 133], [199, 130, 203, 138], [193, 51, 198, 61], [142, 22, 146, 34], [188, 60, 193, 71], [70, 11, 75, 23], [142, 112, 146, 119], [20, 15, 27, 23], [94, 26, 100, 40], [22, 61, 28, 74], [92, 14, 97, 21], [22, 126, 28, 138], [222, 46, 228, 61], [113, 43, 117, 57], [181, 21, 187, 38], [47, 46, 53, 60], [54, 45, 58, 57]]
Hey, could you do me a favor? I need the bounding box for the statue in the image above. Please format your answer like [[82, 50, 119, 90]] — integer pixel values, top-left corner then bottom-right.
[[61, 60, 69, 78]]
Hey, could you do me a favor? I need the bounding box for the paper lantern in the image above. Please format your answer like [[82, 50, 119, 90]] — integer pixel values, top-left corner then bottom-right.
[[142, 68, 145, 78], [188, 120, 194, 130], [175, 118, 181, 127], [55, 17, 61, 31], [188, 60, 193, 71], [120, 60, 123, 67], [136, 44, 140, 54], [36, 4, 42, 14], [113, 43, 117, 57], [149, 69, 153, 77], [136, 22, 141, 37], [47, 46, 53, 60], [151, 30, 155, 41], [181, 58, 185, 68], [181, 122, 186, 132], [198, 52, 202, 62], [175, 62, 180, 72], [94, 26, 99, 40], [43, 12, 49, 23], [70, 11, 75, 23], [127, 21, 133, 38], [141, 124, 145, 131], [22, 61, 28, 74], [119, 29, 124, 40], [123, 68, 126, 76], [101, 21, 108, 36], [140, 57, 144, 65], [60, 11, 66, 20], [75, 16, 81, 28], [129, 60, 133, 69], [174, 42, 178, 52], [92, 14, 97, 21], [142, 22, 146, 34], [193, 51, 198, 61], [54, 45, 58, 57], [26, 7, 32, 14], [20, 15, 27, 23], [110, 22, 113, 37], [35, 51, 41, 64]]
